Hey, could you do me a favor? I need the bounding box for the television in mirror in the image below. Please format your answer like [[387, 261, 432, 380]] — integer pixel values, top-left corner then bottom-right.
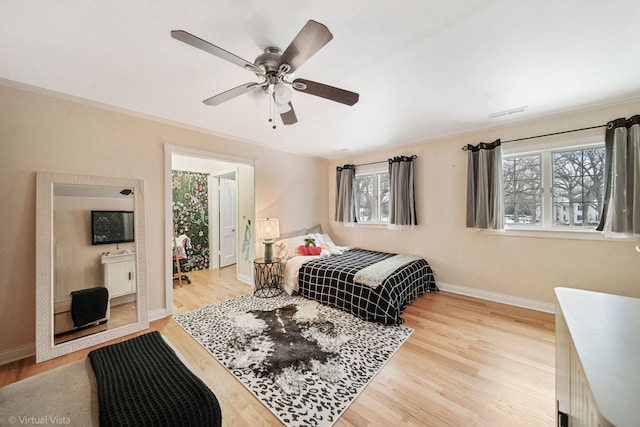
[[91, 210, 135, 245]]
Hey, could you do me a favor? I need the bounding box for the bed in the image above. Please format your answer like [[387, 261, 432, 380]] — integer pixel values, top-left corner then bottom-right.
[[0, 332, 222, 427], [274, 231, 437, 325]]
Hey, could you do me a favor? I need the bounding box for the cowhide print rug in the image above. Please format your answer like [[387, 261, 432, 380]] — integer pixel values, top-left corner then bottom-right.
[[173, 293, 413, 427]]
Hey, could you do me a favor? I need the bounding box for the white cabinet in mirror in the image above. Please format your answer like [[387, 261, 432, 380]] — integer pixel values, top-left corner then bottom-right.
[[102, 252, 136, 298], [36, 172, 148, 362]]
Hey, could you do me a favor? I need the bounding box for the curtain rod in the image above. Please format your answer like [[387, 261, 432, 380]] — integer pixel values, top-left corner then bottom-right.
[[354, 155, 418, 167], [355, 160, 387, 167], [460, 124, 606, 151]]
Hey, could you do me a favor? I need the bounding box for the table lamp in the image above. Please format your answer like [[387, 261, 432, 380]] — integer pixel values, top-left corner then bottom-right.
[[257, 218, 279, 262]]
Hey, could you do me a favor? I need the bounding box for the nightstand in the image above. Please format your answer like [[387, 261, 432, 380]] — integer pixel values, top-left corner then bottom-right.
[[253, 258, 284, 298]]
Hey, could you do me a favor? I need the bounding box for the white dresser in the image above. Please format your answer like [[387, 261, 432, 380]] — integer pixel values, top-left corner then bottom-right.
[[555, 287, 640, 427], [101, 252, 136, 299]]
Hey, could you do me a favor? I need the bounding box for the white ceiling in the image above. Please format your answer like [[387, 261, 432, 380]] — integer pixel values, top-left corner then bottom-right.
[[2, 1, 640, 159]]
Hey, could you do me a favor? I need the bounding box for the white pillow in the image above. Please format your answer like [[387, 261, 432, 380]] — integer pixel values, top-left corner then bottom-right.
[[315, 233, 344, 255], [273, 234, 316, 260]]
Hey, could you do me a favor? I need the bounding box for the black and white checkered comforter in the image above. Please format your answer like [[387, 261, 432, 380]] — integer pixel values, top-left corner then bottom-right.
[[297, 248, 437, 324]]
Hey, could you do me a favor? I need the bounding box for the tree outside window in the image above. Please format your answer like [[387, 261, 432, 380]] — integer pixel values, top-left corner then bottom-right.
[[355, 171, 389, 223], [378, 173, 390, 222], [503, 144, 604, 230], [552, 147, 605, 227], [503, 154, 541, 226], [355, 175, 374, 221]]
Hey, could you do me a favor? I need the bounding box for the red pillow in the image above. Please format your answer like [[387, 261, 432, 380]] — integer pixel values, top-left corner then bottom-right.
[[297, 245, 310, 256], [308, 246, 322, 256]]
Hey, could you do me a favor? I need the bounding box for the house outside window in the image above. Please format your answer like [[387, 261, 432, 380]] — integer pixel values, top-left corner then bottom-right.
[[355, 170, 390, 223], [502, 141, 605, 231]]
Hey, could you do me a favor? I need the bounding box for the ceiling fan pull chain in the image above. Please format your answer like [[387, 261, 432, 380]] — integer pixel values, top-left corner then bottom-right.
[[269, 85, 276, 129]]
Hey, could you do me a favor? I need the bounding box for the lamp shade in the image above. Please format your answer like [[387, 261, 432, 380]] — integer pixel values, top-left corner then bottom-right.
[[275, 101, 292, 114], [257, 218, 280, 242], [273, 82, 292, 105], [248, 85, 267, 106]]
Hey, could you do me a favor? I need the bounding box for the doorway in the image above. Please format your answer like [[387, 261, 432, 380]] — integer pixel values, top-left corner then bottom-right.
[[165, 146, 255, 316], [218, 172, 237, 268]]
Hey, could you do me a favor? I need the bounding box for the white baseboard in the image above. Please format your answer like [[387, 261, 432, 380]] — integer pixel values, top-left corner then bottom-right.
[[238, 273, 252, 286], [149, 308, 168, 322], [436, 282, 556, 313], [2, 308, 169, 367], [0, 343, 35, 365]]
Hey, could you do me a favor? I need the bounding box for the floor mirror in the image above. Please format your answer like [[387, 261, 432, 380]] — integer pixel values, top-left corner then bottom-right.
[[36, 172, 149, 362]]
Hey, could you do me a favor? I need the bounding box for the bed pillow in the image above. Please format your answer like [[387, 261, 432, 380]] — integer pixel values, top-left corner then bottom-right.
[[273, 235, 315, 260], [296, 244, 323, 257], [305, 224, 323, 235], [314, 233, 344, 255], [279, 224, 322, 239], [278, 228, 306, 239], [315, 233, 335, 246], [308, 246, 322, 256]]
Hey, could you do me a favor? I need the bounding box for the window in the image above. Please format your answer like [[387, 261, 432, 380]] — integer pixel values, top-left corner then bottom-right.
[[355, 170, 389, 223], [552, 147, 605, 228], [503, 154, 541, 226], [503, 143, 605, 230]]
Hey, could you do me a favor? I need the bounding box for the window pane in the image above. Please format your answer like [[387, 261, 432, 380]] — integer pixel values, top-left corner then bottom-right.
[[378, 173, 390, 222], [552, 147, 605, 227], [503, 155, 541, 226], [355, 175, 374, 222]]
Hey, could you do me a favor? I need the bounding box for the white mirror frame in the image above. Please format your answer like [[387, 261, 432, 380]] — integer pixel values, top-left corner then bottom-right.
[[36, 172, 148, 362]]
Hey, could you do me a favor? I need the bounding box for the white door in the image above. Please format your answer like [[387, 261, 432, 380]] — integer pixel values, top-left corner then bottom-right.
[[219, 174, 237, 267]]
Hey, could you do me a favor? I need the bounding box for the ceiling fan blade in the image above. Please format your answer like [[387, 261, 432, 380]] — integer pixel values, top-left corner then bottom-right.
[[203, 83, 260, 106], [278, 20, 333, 73], [171, 30, 262, 74], [280, 102, 298, 125], [292, 79, 359, 106]]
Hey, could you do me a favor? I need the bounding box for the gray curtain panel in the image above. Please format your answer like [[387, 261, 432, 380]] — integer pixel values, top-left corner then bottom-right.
[[388, 155, 418, 226], [596, 115, 640, 235], [335, 164, 357, 223], [466, 139, 504, 229]]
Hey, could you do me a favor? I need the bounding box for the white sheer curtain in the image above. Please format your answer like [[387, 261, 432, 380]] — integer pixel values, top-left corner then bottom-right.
[[388, 155, 418, 226], [596, 115, 640, 236], [466, 139, 504, 230], [335, 164, 357, 223]]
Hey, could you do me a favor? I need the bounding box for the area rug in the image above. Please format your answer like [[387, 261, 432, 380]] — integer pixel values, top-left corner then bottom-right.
[[0, 359, 98, 427], [173, 293, 413, 427]]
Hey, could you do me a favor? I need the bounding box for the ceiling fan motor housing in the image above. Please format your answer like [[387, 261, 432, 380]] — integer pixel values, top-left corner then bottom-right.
[[254, 47, 288, 78]]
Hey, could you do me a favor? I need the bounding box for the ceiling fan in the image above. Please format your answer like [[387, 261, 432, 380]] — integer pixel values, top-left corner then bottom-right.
[[171, 20, 359, 128]]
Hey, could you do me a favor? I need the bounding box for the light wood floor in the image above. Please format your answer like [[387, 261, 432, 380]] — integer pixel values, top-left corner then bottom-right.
[[0, 267, 556, 426]]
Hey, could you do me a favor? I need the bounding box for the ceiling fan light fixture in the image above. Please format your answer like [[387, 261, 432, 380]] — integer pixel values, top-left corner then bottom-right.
[[276, 101, 292, 114], [248, 85, 267, 106], [273, 82, 292, 105]]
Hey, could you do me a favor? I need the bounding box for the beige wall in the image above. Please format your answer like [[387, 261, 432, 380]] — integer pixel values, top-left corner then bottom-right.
[[2, 79, 638, 360], [0, 83, 328, 358], [329, 99, 640, 305]]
